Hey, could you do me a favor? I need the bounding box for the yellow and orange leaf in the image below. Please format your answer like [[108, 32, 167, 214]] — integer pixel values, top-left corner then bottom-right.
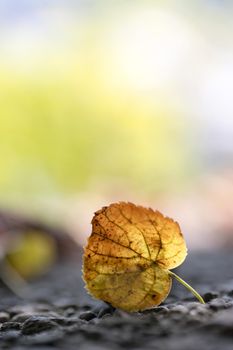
[[83, 202, 197, 312]]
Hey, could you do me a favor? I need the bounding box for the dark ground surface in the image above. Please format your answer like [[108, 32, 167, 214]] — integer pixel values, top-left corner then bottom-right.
[[0, 250, 232, 350]]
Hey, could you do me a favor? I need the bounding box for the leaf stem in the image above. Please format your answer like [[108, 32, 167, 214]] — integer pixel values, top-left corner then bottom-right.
[[168, 271, 205, 304]]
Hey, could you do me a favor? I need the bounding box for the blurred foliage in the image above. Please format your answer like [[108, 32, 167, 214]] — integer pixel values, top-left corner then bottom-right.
[[0, 8, 198, 205], [0, 68, 196, 198], [6, 230, 57, 278]]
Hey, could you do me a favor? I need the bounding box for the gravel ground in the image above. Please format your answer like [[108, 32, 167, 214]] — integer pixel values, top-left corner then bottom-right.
[[0, 250, 232, 350]]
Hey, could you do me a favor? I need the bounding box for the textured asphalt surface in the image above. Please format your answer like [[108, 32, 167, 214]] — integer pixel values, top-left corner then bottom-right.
[[0, 250, 232, 350]]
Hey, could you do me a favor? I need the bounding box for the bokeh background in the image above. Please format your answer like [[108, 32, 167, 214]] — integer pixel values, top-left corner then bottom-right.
[[0, 0, 233, 251]]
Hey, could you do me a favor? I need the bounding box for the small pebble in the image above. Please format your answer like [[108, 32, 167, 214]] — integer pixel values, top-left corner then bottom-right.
[[52, 316, 77, 326], [12, 313, 35, 323], [79, 311, 96, 321], [203, 292, 219, 303], [153, 306, 169, 314], [1, 322, 21, 331], [189, 306, 209, 317], [64, 307, 76, 317], [208, 298, 230, 311], [22, 316, 58, 335], [0, 311, 10, 323]]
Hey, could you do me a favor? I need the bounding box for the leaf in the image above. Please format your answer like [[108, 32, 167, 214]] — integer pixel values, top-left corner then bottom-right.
[[83, 202, 204, 312]]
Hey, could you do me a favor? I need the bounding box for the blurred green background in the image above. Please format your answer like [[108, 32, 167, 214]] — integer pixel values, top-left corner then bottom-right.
[[0, 0, 233, 249]]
